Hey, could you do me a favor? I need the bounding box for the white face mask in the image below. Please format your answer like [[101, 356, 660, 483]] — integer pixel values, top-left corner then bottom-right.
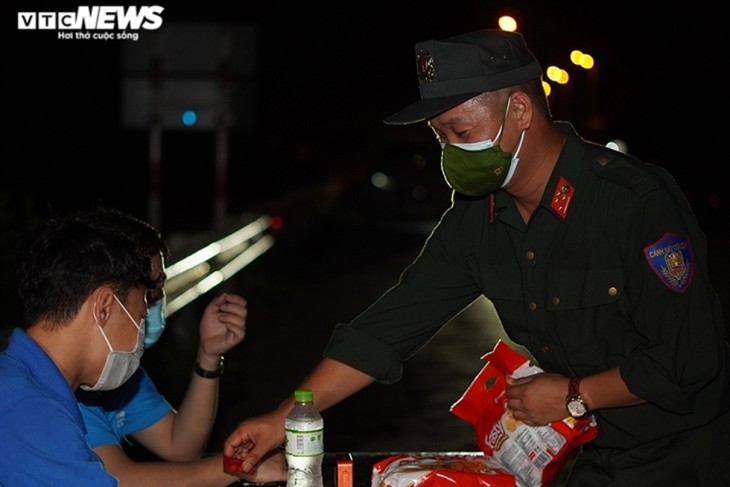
[[438, 123, 503, 151], [81, 294, 145, 392]]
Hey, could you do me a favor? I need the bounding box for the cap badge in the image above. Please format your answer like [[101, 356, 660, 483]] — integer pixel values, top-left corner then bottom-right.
[[416, 50, 436, 83]]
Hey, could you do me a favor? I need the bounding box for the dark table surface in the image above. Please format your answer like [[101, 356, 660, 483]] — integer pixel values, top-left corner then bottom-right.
[[233, 452, 483, 487]]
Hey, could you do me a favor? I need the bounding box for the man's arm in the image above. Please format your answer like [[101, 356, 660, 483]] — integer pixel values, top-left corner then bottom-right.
[[506, 367, 645, 426], [131, 366, 221, 460], [94, 445, 285, 487], [134, 293, 248, 460], [223, 357, 374, 475], [299, 356, 377, 411]]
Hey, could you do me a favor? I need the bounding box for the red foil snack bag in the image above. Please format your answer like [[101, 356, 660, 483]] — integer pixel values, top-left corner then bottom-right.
[[371, 452, 516, 487], [450, 340, 598, 487]]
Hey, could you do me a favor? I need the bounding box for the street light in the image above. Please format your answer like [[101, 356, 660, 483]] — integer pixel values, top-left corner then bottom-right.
[[569, 49, 599, 101], [498, 15, 517, 32], [546, 65, 570, 84], [570, 50, 595, 69]]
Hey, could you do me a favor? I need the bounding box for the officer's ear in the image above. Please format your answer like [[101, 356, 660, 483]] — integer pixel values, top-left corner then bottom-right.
[[510, 91, 532, 130]]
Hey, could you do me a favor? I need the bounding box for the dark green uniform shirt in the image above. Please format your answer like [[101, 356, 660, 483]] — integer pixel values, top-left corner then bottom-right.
[[324, 122, 730, 449]]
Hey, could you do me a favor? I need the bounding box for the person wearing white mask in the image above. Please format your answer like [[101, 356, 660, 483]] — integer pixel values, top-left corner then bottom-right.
[[223, 29, 730, 486], [80, 294, 147, 392], [0, 211, 151, 486], [74, 207, 286, 486]]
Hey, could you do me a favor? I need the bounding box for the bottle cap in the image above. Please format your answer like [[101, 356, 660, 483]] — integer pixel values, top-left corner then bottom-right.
[[294, 389, 314, 402]]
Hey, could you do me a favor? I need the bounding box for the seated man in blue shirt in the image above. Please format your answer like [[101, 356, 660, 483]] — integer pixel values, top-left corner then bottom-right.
[[0, 211, 151, 486], [75, 207, 285, 486]]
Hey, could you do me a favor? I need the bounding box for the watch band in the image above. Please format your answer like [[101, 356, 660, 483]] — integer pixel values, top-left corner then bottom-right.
[[568, 376, 582, 398], [194, 356, 224, 379]]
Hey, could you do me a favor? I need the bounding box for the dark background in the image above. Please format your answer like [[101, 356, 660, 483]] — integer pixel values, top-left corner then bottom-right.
[[2, 0, 728, 457], [4, 1, 728, 227]]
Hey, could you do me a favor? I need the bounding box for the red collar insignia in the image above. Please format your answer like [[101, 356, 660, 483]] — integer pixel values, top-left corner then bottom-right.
[[550, 176, 574, 220]]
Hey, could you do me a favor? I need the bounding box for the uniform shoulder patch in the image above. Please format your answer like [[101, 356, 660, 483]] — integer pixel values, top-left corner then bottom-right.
[[643, 232, 694, 293]]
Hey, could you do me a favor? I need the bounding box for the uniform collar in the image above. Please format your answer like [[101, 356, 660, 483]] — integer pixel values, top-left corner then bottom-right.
[[538, 122, 589, 221], [490, 122, 588, 225]]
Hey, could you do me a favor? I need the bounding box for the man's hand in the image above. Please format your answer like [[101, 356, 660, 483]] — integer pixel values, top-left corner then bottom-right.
[[223, 409, 288, 477], [505, 372, 569, 426], [199, 293, 247, 358]]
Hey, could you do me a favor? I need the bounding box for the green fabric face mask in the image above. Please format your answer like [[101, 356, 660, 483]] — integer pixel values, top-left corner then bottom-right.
[[440, 142, 514, 196], [439, 98, 524, 197]]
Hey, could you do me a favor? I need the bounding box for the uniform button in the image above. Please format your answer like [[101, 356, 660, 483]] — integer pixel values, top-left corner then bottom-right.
[[608, 286, 618, 296], [597, 156, 610, 166], [525, 250, 535, 261], [551, 296, 560, 306], [540, 345, 550, 354], [528, 302, 537, 311]]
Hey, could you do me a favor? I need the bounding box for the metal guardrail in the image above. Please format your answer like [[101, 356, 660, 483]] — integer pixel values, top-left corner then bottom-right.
[[163, 215, 274, 316]]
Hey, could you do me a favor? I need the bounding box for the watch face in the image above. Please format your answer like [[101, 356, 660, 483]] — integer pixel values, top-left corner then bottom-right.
[[568, 398, 587, 417]]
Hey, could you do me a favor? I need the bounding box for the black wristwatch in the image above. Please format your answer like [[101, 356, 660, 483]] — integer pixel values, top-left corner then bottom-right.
[[194, 356, 224, 379], [566, 377, 589, 418]]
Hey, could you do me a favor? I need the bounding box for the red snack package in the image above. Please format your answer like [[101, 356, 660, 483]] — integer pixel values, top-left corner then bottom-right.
[[450, 340, 598, 487], [371, 452, 516, 487]]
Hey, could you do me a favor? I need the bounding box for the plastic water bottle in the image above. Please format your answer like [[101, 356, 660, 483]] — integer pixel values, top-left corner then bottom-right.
[[285, 389, 324, 487]]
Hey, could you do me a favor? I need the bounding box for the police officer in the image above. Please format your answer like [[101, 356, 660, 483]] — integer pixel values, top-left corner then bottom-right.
[[224, 29, 730, 486]]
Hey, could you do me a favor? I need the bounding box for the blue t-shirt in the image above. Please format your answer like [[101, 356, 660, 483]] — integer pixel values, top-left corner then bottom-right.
[[77, 367, 173, 449], [0, 328, 118, 486]]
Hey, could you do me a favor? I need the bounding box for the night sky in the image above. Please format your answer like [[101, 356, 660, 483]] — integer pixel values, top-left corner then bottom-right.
[[3, 1, 728, 324], [5, 1, 727, 205]]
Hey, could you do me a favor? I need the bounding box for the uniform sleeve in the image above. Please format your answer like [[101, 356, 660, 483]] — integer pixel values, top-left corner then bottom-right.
[[620, 182, 725, 414], [79, 368, 173, 449], [1, 396, 118, 486], [324, 202, 482, 383]]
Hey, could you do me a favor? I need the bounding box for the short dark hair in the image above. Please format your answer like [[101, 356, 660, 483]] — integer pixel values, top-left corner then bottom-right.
[[74, 206, 170, 262], [475, 78, 552, 120], [15, 212, 151, 329]]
